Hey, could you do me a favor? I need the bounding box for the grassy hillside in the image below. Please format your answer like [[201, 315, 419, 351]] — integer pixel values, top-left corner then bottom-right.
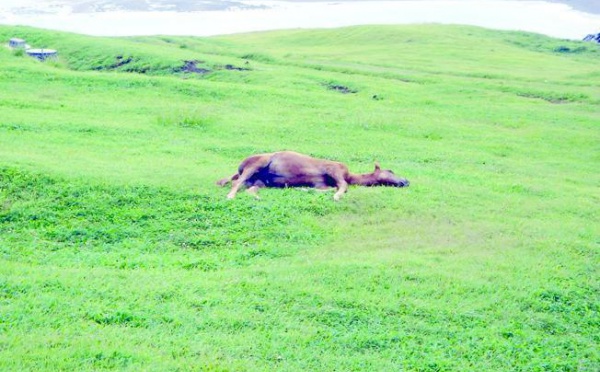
[[0, 24, 598, 371]]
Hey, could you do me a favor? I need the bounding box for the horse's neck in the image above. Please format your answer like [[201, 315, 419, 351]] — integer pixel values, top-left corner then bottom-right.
[[347, 173, 377, 186]]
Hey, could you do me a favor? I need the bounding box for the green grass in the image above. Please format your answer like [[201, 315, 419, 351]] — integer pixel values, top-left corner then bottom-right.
[[0, 24, 598, 371]]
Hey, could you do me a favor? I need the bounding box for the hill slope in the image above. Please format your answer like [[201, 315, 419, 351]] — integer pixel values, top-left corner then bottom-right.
[[0, 25, 598, 371]]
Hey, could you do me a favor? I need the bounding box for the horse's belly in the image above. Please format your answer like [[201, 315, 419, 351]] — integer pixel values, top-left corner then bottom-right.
[[269, 175, 324, 188]]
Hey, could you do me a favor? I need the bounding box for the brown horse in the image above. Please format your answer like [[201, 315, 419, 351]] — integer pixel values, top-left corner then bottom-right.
[[217, 151, 409, 200]]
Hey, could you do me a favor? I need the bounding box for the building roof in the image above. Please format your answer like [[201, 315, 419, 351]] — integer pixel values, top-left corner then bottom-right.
[[26, 49, 57, 54]]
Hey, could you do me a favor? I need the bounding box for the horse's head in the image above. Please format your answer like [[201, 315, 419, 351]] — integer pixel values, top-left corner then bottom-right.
[[373, 162, 409, 187]]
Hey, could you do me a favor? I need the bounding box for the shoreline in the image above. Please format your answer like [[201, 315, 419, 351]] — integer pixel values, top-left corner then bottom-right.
[[546, 0, 600, 15], [0, 0, 598, 39], [284, 0, 600, 15], [2, 0, 600, 15]]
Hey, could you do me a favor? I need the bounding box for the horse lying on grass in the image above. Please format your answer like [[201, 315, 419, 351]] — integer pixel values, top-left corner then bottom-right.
[[217, 151, 409, 201]]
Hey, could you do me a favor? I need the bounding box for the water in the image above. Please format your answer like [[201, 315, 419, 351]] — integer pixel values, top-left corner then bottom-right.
[[0, 0, 599, 40]]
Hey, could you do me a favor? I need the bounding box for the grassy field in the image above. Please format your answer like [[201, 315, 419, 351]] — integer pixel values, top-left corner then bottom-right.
[[0, 24, 598, 371]]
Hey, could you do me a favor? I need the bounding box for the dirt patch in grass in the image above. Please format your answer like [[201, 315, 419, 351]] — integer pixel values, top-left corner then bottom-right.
[[223, 63, 250, 71], [175, 60, 211, 74], [173, 61, 249, 74], [326, 83, 357, 94]]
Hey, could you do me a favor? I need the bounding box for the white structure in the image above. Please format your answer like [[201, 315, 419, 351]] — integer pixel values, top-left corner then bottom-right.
[[8, 37, 57, 61], [9, 38, 27, 49], [26, 49, 58, 61]]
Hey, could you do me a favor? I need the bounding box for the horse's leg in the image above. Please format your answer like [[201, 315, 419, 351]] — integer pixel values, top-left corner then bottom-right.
[[333, 180, 348, 201], [245, 180, 265, 199], [227, 164, 265, 199], [246, 186, 261, 199], [227, 171, 251, 199], [330, 173, 348, 201], [216, 173, 239, 187]]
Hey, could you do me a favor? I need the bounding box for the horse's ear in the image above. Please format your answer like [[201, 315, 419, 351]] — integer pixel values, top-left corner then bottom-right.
[[374, 162, 381, 173]]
